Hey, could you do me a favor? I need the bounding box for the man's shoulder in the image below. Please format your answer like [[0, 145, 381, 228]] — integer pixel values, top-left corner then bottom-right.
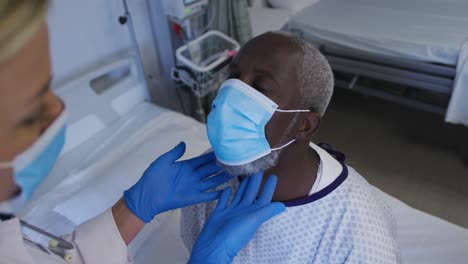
[[340, 166, 377, 195], [337, 167, 398, 235], [338, 167, 390, 210]]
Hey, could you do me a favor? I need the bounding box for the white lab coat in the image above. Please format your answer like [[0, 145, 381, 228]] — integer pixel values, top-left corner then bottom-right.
[[0, 209, 132, 263]]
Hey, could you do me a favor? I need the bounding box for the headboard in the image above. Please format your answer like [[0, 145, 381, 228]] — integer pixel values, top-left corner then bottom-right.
[[31, 57, 151, 199], [55, 57, 149, 155]]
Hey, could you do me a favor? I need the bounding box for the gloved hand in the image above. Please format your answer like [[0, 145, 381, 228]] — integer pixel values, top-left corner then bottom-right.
[[124, 142, 233, 223], [188, 173, 286, 264]]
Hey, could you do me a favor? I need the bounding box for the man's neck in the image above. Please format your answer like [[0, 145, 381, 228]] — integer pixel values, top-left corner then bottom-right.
[[265, 141, 320, 202]]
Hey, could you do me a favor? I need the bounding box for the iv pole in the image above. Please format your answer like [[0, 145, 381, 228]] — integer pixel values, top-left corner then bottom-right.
[[118, 0, 150, 98]]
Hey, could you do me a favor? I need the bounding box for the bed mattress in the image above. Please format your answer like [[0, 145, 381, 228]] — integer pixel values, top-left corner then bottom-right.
[[286, 0, 468, 66], [21, 102, 468, 263], [375, 188, 468, 264]]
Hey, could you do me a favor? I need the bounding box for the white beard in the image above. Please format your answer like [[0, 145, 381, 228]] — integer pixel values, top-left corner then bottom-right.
[[218, 113, 300, 176], [219, 150, 281, 176]]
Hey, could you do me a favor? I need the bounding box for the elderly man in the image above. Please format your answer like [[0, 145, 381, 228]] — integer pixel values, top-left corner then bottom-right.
[[181, 32, 400, 263]]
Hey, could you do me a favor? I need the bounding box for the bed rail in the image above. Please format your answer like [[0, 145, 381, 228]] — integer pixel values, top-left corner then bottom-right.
[[316, 44, 456, 115], [321, 44, 455, 95]]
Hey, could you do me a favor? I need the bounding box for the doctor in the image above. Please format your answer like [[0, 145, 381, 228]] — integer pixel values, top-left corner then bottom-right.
[[0, 1, 285, 263]]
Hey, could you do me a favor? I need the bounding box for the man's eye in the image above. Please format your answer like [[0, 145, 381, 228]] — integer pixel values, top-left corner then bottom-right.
[[228, 72, 240, 79], [252, 82, 267, 94]]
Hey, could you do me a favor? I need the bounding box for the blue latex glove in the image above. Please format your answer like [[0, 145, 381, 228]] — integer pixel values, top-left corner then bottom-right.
[[124, 142, 233, 223], [188, 173, 286, 264]]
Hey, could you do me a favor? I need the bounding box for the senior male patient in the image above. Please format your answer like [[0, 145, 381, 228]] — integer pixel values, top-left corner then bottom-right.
[[181, 32, 400, 263]]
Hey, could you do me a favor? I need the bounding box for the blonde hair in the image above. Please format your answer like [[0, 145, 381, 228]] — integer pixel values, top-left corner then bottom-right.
[[0, 0, 49, 63]]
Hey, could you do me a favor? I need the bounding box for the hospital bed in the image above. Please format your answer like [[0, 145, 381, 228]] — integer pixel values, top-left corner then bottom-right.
[[19, 59, 468, 263], [249, 0, 468, 127]]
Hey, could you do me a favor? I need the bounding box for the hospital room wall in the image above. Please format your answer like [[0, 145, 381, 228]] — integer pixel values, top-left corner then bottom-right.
[[47, 0, 184, 112]]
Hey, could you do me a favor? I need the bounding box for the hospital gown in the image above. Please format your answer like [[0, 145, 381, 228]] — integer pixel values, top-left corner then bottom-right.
[[181, 144, 400, 264]]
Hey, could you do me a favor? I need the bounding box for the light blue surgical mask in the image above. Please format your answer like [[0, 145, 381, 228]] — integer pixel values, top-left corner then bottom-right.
[[207, 79, 310, 166], [0, 110, 67, 202]]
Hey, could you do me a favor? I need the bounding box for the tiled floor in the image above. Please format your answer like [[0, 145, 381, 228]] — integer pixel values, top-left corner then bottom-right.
[[314, 89, 468, 228]]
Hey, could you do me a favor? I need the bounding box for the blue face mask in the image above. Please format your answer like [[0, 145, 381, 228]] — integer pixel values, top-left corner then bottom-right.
[[207, 79, 310, 166], [0, 110, 67, 201]]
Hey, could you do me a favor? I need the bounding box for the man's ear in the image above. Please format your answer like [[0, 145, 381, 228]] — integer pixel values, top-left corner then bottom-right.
[[296, 112, 321, 140]]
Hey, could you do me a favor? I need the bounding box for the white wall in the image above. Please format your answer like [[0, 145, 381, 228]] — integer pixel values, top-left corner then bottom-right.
[[47, 0, 160, 89]]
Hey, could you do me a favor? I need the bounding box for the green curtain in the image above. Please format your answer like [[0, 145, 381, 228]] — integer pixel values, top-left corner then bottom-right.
[[210, 0, 253, 45]]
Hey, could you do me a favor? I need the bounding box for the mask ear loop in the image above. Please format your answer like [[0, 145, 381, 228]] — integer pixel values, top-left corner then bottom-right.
[[275, 109, 310, 113], [270, 109, 310, 151], [271, 139, 297, 151]]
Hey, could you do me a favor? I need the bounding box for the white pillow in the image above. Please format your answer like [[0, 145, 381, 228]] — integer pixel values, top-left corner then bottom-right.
[[268, 0, 320, 13]]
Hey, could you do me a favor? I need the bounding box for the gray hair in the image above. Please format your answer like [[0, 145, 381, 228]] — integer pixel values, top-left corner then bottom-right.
[[274, 31, 334, 116]]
